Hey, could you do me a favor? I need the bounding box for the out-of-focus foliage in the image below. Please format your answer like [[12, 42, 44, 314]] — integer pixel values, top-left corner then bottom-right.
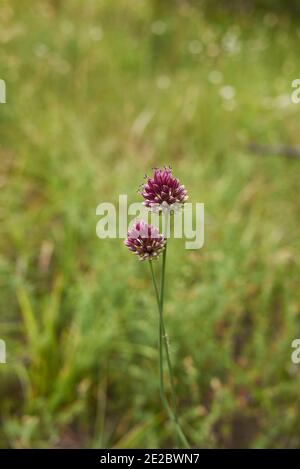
[[200, 0, 300, 15], [0, 0, 300, 448]]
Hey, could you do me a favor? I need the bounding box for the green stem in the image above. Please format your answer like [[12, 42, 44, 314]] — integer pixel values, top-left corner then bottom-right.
[[149, 258, 190, 448], [149, 261, 174, 423], [160, 244, 177, 413]]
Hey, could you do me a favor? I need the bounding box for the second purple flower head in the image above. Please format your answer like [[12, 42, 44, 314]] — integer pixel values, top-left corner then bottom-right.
[[124, 221, 166, 261]]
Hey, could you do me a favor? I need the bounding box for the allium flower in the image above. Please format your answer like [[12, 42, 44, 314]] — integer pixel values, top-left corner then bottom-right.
[[123, 169, 190, 448], [141, 166, 188, 210], [124, 220, 166, 261]]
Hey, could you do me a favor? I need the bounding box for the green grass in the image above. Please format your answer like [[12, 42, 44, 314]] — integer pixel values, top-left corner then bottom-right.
[[1, 0, 300, 448]]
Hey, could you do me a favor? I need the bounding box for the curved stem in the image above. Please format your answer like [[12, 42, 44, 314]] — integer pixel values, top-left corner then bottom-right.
[[149, 259, 190, 448]]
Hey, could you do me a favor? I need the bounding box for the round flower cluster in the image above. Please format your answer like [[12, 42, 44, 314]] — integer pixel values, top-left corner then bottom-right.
[[141, 167, 188, 210], [124, 221, 166, 261]]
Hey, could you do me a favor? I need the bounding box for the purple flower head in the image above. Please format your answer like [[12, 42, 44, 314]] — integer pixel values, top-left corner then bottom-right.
[[141, 166, 188, 210], [124, 220, 166, 261]]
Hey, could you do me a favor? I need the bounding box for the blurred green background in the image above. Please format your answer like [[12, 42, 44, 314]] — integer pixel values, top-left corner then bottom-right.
[[1, 0, 300, 448]]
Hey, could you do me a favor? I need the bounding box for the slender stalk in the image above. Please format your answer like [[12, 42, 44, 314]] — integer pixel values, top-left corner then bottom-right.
[[160, 243, 177, 413], [159, 244, 190, 448], [149, 259, 190, 448], [149, 261, 174, 423], [161, 215, 179, 416]]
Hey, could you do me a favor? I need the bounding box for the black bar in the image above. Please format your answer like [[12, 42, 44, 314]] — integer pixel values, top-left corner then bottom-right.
[[0, 449, 298, 466]]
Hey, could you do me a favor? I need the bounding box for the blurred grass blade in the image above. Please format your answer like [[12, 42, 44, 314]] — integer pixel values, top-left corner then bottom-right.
[[16, 286, 39, 348], [113, 413, 163, 449]]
